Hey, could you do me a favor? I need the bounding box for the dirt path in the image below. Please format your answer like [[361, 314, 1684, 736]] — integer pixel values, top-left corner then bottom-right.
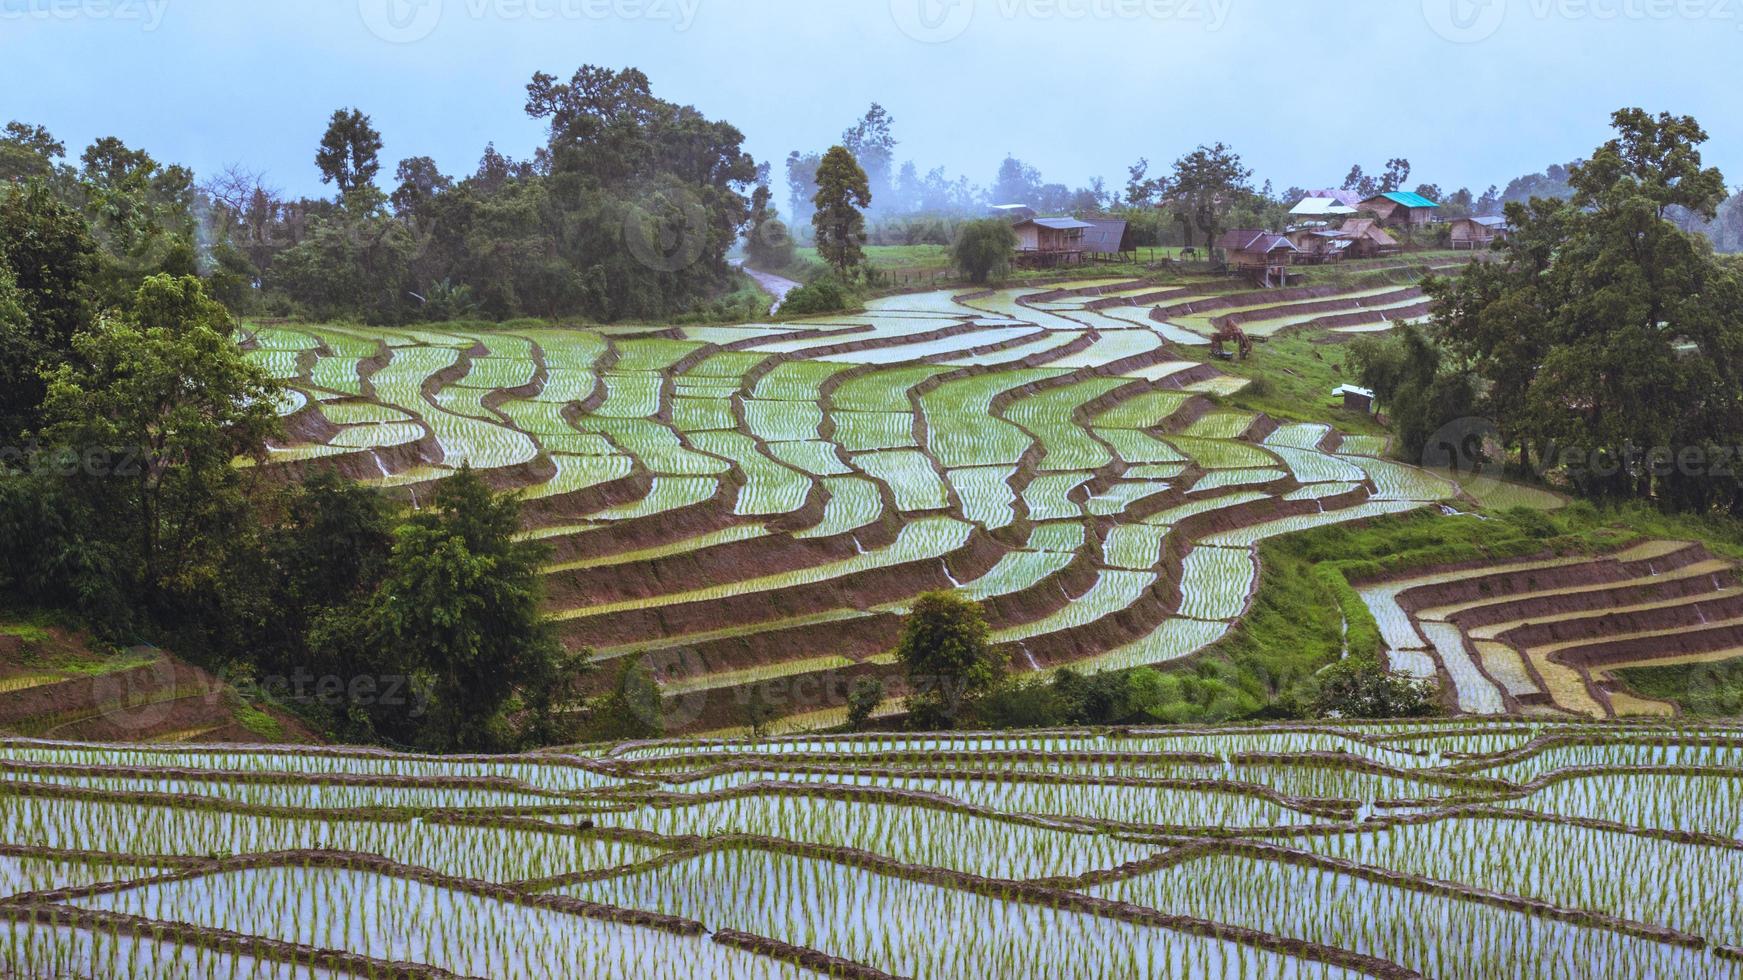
[[736, 261, 802, 313]]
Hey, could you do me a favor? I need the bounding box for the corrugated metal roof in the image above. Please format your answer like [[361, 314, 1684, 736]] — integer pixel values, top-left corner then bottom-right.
[[1028, 217, 1093, 230], [1370, 191, 1440, 209], [1308, 189, 1366, 208], [1080, 218, 1130, 254], [1290, 197, 1359, 217], [1471, 215, 1508, 227]]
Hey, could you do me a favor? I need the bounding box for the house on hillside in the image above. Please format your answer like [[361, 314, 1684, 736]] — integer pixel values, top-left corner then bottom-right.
[[1359, 191, 1440, 228], [1289, 197, 1359, 222], [1286, 228, 1356, 264], [1081, 217, 1134, 260], [1449, 215, 1510, 249], [1333, 218, 1401, 259], [1334, 385, 1377, 414], [989, 203, 1037, 222], [1216, 229, 1300, 287], [1012, 217, 1091, 266]]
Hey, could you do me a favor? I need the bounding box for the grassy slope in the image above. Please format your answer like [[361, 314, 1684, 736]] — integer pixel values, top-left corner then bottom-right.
[[0, 617, 308, 743]]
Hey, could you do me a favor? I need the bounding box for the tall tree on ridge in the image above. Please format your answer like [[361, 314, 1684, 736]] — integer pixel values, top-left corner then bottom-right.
[[812, 146, 871, 276]]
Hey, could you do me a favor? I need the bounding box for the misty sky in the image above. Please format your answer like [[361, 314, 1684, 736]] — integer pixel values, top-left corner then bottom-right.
[[4, 0, 1740, 203]]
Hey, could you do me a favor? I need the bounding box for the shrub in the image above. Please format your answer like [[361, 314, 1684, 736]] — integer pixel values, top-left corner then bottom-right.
[[951, 219, 1018, 285], [846, 676, 885, 731], [1310, 656, 1440, 719], [780, 276, 849, 316]]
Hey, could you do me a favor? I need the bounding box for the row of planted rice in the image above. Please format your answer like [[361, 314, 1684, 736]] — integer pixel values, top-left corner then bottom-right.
[[1, 721, 1741, 976]]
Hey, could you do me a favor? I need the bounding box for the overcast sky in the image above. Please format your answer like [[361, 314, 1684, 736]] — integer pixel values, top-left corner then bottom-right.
[[4, 0, 1739, 202]]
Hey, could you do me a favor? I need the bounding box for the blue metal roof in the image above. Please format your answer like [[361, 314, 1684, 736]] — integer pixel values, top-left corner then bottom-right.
[[1376, 191, 1440, 209]]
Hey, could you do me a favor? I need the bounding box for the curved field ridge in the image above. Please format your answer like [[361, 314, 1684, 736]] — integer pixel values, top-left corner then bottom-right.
[[244, 281, 1462, 734], [1, 721, 1742, 976], [1355, 540, 1743, 718]]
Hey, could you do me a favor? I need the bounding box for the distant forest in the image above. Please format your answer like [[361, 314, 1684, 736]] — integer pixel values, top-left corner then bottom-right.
[[3, 70, 1740, 330]]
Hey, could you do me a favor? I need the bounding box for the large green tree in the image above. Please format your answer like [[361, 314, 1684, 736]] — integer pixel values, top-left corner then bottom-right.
[[811, 146, 871, 276], [1169, 143, 1251, 253], [896, 591, 1005, 729], [320, 466, 579, 751], [0, 182, 98, 440], [1430, 109, 1743, 509], [36, 275, 282, 612]]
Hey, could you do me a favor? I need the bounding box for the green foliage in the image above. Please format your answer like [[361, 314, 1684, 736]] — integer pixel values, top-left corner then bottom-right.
[[811, 146, 871, 276], [1309, 656, 1441, 719], [778, 276, 850, 316], [1349, 325, 1476, 463], [1614, 656, 1743, 716], [37, 275, 282, 611], [846, 676, 884, 731], [321, 466, 576, 752], [950, 219, 1018, 285], [1427, 108, 1743, 511], [896, 591, 1004, 729], [0, 182, 97, 438], [587, 658, 665, 743], [315, 108, 384, 199]]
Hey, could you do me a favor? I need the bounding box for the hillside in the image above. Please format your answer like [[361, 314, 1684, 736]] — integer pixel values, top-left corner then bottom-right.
[[0, 623, 316, 745]]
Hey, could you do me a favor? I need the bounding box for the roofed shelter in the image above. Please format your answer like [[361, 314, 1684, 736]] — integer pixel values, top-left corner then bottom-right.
[[1333, 218, 1400, 258], [1012, 217, 1092, 267], [1080, 218, 1134, 260], [1360, 191, 1440, 228], [1450, 215, 1509, 249], [1216, 229, 1300, 287]]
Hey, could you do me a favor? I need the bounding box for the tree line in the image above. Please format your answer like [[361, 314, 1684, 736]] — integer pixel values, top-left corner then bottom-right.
[[0, 186, 579, 751], [1353, 109, 1743, 514]]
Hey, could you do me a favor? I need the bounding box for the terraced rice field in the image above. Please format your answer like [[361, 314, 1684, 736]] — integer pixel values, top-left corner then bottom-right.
[[1357, 538, 1743, 718], [244, 280, 1465, 733], [1, 722, 1741, 976]]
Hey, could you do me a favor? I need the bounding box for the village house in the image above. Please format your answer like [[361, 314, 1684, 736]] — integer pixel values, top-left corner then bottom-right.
[[1011, 217, 1091, 266], [1215, 228, 1300, 286], [1449, 214, 1510, 249], [1359, 191, 1440, 228]]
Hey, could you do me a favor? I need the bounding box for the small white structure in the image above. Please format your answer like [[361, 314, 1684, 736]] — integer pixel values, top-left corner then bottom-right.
[[1334, 385, 1377, 414], [1289, 197, 1359, 220]]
